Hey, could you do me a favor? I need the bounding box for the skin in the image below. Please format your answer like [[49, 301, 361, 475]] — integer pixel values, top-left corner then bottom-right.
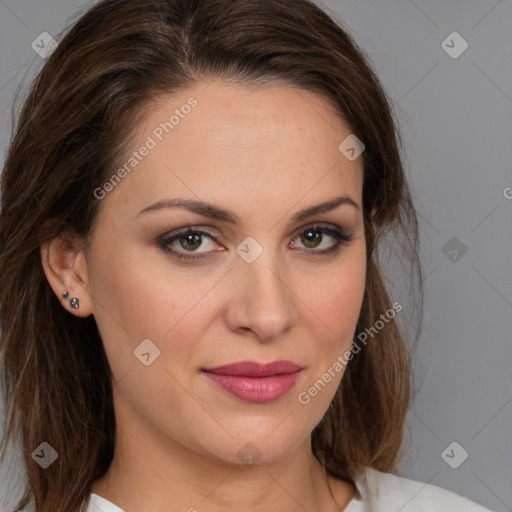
[[41, 80, 369, 512]]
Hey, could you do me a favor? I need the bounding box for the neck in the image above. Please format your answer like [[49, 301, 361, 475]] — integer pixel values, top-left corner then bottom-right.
[[91, 430, 355, 512], [90, 388, 357, 512]]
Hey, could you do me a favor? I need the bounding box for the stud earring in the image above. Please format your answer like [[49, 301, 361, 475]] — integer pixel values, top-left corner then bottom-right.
[[61, 290, 79, 310]]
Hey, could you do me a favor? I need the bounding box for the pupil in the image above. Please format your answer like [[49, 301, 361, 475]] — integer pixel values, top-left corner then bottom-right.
[[303, 230, 320, 248], [181, 234, 201, 250]]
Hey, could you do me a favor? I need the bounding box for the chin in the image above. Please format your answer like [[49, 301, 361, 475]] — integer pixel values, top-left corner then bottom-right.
[[194, 420, 312, 467]]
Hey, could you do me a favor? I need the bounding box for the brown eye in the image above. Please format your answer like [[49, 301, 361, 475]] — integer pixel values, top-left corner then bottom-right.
[[157, 224, 352, 262], [300, 229, 323, 249], [291, 225, 352, 255], [178, 233, 203, 251], [157, 227, 222, 261]]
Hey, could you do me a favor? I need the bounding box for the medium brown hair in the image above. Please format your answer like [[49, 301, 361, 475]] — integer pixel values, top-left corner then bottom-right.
[[0, 0, 422, 510]]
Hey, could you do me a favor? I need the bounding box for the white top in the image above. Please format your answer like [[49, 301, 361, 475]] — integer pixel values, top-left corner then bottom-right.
[[85, 466, 495, 512]]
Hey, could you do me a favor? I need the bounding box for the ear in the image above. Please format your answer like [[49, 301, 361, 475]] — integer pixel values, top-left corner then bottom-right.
[[40, 232, 93, 318]]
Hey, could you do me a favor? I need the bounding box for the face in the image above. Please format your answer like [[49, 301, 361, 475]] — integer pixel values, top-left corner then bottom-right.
[[82, 80, 367, 466]]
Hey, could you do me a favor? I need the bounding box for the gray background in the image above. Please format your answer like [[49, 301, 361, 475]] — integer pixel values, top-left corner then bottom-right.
[[0, 0, 511, 510]]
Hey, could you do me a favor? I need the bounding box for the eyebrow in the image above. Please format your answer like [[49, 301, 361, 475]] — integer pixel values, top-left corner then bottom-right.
[[137, 194, 359, 224]]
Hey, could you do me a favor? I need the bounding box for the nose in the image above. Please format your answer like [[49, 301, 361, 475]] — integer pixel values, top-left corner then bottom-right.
[[224, 248, 298, 342]]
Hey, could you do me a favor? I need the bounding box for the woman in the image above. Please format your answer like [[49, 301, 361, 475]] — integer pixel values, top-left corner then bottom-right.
[[0, 0, 495, 511]]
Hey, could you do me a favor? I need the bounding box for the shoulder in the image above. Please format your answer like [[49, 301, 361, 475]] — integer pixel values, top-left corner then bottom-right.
[[85, 493, 126, 512], [348, 467, 495, 512]]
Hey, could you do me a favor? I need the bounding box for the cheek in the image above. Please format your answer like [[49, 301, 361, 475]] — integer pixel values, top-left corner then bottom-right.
[[302, 254, 366, 394], [308, 252, 366, 338], [88, 246, 219, 374], [294, 261, 366, 411]]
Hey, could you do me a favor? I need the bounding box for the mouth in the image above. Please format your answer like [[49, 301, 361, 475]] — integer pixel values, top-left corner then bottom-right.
[[201, 360, 303, 403]]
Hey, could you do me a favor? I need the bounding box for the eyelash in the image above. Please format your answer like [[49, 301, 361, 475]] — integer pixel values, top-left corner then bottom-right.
[[156, 224, 352, 262]]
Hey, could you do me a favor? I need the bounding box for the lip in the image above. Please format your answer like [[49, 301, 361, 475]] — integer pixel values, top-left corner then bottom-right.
[[202, 360, 303, 403]]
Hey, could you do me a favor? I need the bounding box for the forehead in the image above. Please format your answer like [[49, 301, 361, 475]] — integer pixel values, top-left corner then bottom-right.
[[98, 80, 364, 224]]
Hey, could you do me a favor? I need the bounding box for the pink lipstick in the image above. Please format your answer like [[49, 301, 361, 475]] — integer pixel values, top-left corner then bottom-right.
[[202, 360, 303, 403]]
